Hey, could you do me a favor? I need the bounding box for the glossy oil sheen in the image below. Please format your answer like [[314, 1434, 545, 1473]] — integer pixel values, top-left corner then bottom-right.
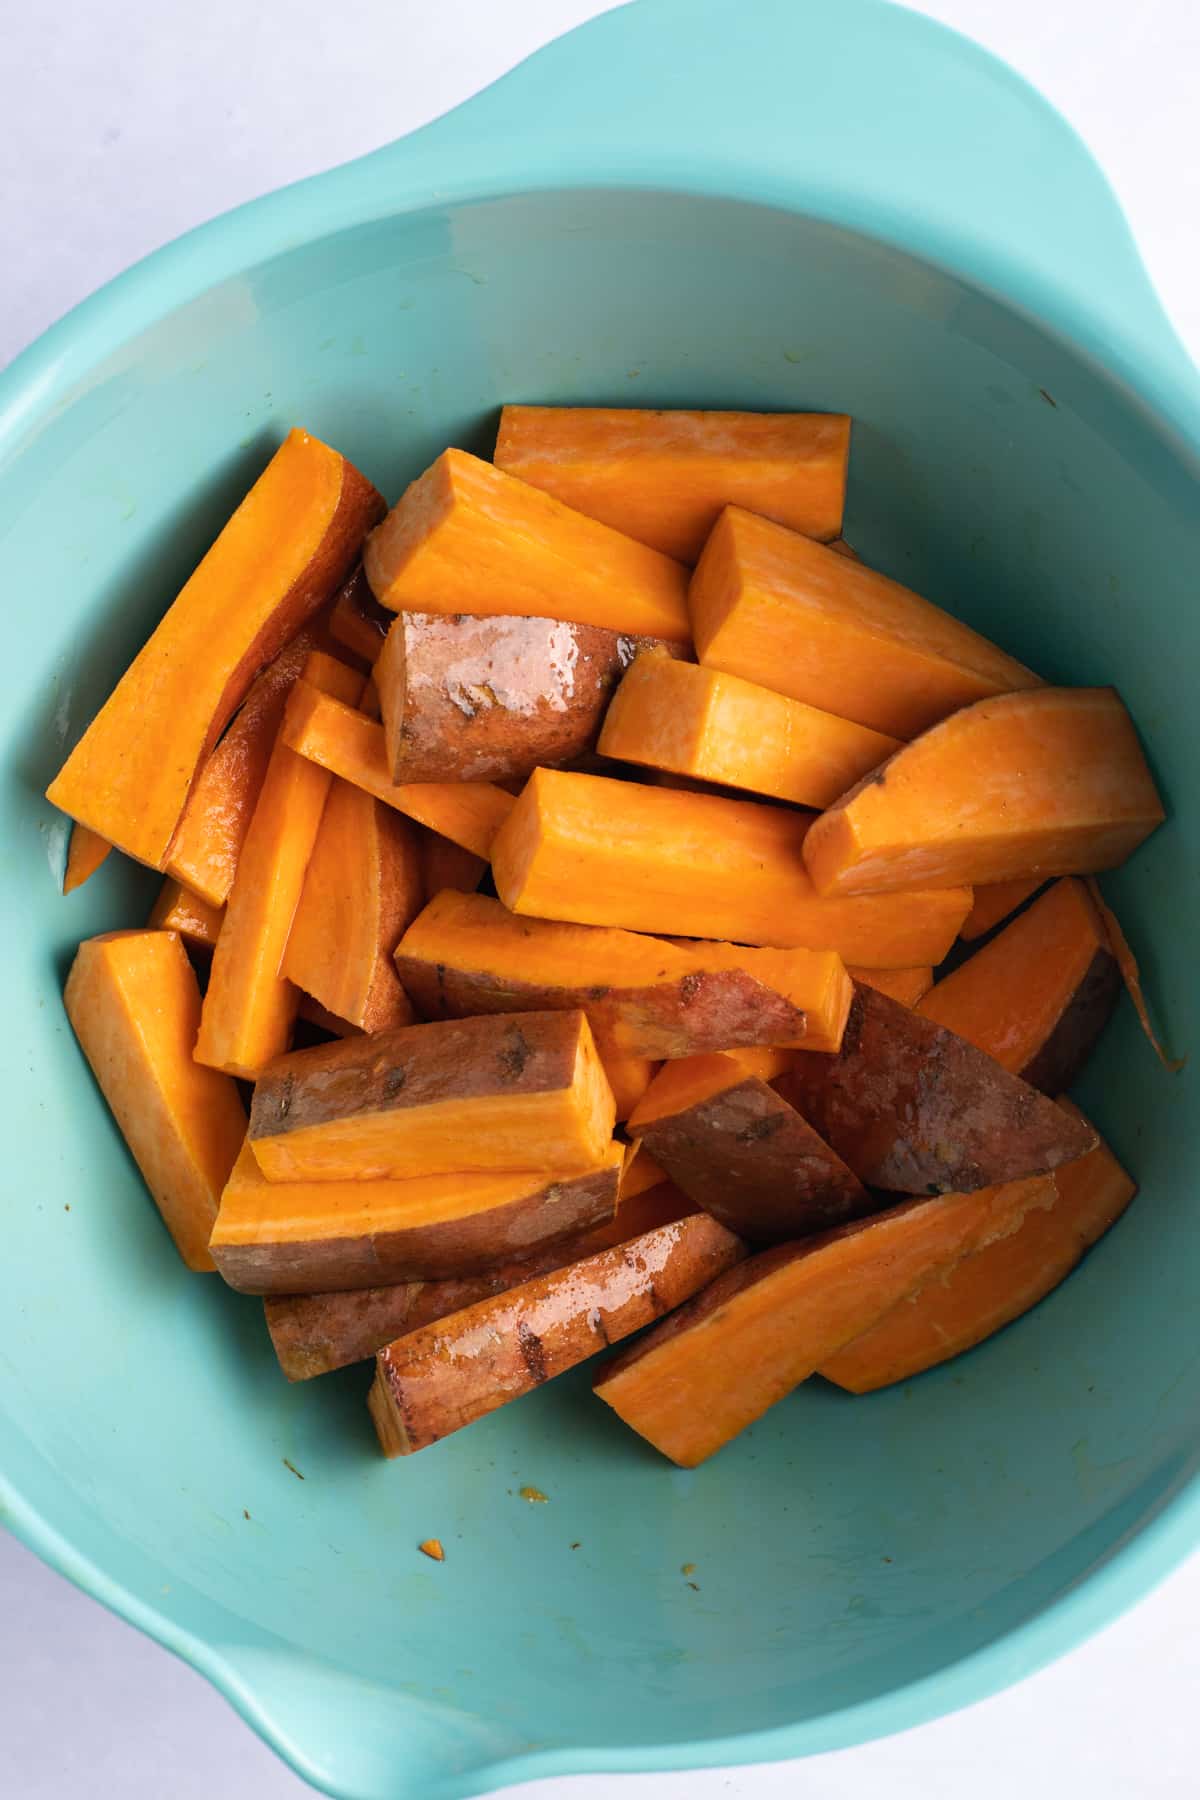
[[1, 2, 1198, 1797]]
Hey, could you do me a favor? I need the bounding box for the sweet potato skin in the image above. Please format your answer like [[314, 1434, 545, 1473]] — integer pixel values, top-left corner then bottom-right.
[[263, 1178, 693, 1377], [248, 1008, 614, 1181], [376, 611, 684, 784], [918, 879, 1120, 1095], [395, 892, 840, 1059], [210, 1143, 621, 1294], [631, 1066, 871, 1242], [47, 430, 383, 870], [779, 984, 1097, 1193], [369, 1212, 745, 1454]]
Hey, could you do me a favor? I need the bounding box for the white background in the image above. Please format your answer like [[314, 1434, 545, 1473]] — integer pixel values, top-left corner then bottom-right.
[[2, 1, 1198, 1795]]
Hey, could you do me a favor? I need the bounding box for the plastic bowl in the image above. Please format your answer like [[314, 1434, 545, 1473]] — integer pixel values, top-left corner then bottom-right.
[[2, 3, 1197, 1796]]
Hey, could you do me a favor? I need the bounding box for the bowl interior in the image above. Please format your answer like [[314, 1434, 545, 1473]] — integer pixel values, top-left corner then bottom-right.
[[3, 188, 1198, 1790]]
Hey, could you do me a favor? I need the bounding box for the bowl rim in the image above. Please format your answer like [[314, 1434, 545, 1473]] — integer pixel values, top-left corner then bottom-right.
[[4, 0, 1200, 1794]]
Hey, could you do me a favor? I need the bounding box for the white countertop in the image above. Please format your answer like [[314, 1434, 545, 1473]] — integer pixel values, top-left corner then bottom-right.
[[3, 2, 1197, 1795]]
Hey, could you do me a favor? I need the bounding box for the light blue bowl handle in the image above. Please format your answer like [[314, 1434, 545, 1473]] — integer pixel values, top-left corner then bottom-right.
[[355, 0, 1197, 409]]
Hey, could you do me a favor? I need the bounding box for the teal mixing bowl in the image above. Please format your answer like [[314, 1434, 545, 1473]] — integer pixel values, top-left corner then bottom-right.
[[3, 1, 1197, 1794]]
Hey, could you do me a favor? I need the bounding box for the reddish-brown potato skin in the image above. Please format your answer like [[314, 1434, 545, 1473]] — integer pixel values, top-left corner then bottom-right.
[[778, 985, 1097, 1193], [375, 611, 686, 784], [1018, 946, 1121, 1093], [263, 1181, 694, 1377], [635, 1075, 871, 1241], [212, 1161, 620, 1295], [396, 955, 810, 1060], [249, 1011, 587, 1148], [369, 1212, 745, 1454]]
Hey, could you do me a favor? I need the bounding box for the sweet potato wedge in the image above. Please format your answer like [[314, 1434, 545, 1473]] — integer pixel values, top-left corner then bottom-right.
[[626, 1052, 869, 1241], [779, 984, 1096, 1193], [848, 965, 934, 1006], [47, 430, 383, 868], [593, 1177, 1052, 1466], [918, 879, 1120, 1093], [281, 680, 515, 857], [803, 688, 1165, 896], [620, 1142, 670, 1199], [210, 1138, 623, 1293], [820, 1105, 1135, 1391], [64, 931, 246, 1270], [493, 406, 850, 561], [148, 878, 225, 950], [296, 994, 361, 1040], [195, 652, 363, 1079], [63, 824, 112, 894], [369, 1210, 744, 1455], [959, 879, 1044, 942], [376, 611, 684, 784], [248, 1008, 616, 1182], [165, 625, 330, 907], [600, 1049, 660, 1122], [597, 649, 899, 808], [364, 448, 691, 641], [281, 776, 421, 1033], [689, 506, 1040, 738], [262, 1176, 694, 1379], [1085, 882, 1184, 1071], [394, 890, 852, 1057], [328, 564, 390, 665], [490, 769, 971, 967]]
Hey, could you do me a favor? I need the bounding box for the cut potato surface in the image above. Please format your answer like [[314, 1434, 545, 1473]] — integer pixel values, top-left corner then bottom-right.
[[494, 406, 849, 561], [491, 769, 971, 967], [248, 1009, 616, 1182], [803, 687, 1165, 896], [47, 429, 383, 868], [689, 506, 1040, 737]]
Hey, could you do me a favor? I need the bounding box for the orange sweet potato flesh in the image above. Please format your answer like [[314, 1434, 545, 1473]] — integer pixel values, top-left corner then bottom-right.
[[363, 448, 691, 641], [1086, 881, 1184, 1071], [395, 890, 852, 1058], [960, 879, 1044, 942], [601, 1049, 660, 1122], [780, 984, 1097, 1193], [490, 769, 971, 968], [689, 506, 1040, 738], [597, 649, 899, 809], [493, 407, 850, 562], [369, 1210, 744, 1455], [848, 965, 933, 1006], [620, 1141, 670, 1199], [47, 430, 383, 868], [210, 1138, 623, 1294], [63, 825, 112, 894], [148, 878, 225, 950], [593, 1178, 1051, 1465], [804, 687, 1166, 897], [263, 1177, 694, 1378], [194, 652, 363, 1079], [248, 1009, 616, 1182], [328, 565, 390, 665], [626, 1052, 869, 1242], [377, 611, 685, 785], [281, 776, 421, 1033], [281, 680, 514, 857], [821, 1105, 1135, 1392], [918, 879, 1119, 1093], [64, 930, 246, 1271], [165, 625, 330, 907]]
